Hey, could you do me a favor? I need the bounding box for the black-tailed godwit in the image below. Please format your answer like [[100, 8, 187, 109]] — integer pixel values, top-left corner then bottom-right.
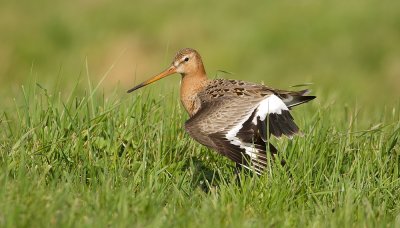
[[128, 48, 315, 174]]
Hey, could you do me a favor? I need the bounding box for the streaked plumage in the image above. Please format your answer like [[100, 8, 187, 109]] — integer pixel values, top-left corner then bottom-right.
[[128, 48, 315, 174]]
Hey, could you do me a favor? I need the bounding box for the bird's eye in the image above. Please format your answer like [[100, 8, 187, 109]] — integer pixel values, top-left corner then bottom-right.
[[184, 57, 189, 62]]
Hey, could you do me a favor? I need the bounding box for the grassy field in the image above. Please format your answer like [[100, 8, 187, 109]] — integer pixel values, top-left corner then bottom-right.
[[0, 82, 399, 227], [1, 0, 400, 227]]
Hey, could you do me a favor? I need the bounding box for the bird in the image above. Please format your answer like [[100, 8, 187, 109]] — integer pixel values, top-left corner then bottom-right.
[[127, 48, 315, 175]]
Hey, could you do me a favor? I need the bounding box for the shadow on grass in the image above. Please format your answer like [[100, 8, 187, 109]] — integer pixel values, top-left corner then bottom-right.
[[185, 157, 234, 193], [187, 156, 296, 194]]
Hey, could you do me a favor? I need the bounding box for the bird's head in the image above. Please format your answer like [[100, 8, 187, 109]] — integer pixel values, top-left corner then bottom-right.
[[127, 48, 205, 93]]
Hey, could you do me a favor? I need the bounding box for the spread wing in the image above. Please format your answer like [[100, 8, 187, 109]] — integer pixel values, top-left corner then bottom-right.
[[184, 79, 304, 174]]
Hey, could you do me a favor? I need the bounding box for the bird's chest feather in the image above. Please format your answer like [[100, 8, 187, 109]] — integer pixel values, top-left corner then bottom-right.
[[180, 92, 201, 117], [180, 76, 208, 116]]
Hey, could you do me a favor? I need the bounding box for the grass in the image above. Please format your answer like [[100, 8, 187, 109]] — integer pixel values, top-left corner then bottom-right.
[[0, 79, 399, 227], [1, 0, 400, 226]]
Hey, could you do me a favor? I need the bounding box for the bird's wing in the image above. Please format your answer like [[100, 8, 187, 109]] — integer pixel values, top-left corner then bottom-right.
[[198, 79, 315, 108], [185, 97, 267, 173], [184, 79, 302, 173]]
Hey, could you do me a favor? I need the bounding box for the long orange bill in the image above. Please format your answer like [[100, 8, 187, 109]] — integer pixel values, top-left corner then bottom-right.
[[127, 65, 177, 93]]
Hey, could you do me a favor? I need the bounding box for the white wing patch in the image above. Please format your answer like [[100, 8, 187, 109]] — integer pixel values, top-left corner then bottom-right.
[[224, 95, 288, 173], [252, 94, 288, 124], [225, 110, 254, 146], [225, 94, 288, 150], [225, 110, 262, 166]]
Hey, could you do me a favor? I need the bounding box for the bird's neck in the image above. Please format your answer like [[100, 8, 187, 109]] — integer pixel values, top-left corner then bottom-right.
[[180, 71, 208, 116]]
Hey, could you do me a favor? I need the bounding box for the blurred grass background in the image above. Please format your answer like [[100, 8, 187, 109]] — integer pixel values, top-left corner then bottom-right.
[[1, 0, 399, 107], [1, 1, 400, 227]]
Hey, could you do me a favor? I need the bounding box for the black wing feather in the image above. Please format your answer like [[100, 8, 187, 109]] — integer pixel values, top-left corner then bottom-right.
[[184, 79, 316, 174]]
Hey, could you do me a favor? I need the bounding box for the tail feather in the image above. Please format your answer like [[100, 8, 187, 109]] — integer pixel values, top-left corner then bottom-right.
[[285, 95, 316, 108], [276, 89, 316, 108]]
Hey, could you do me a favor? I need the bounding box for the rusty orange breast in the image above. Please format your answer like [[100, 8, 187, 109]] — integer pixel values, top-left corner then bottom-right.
[[180, 73, 208, 116]]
